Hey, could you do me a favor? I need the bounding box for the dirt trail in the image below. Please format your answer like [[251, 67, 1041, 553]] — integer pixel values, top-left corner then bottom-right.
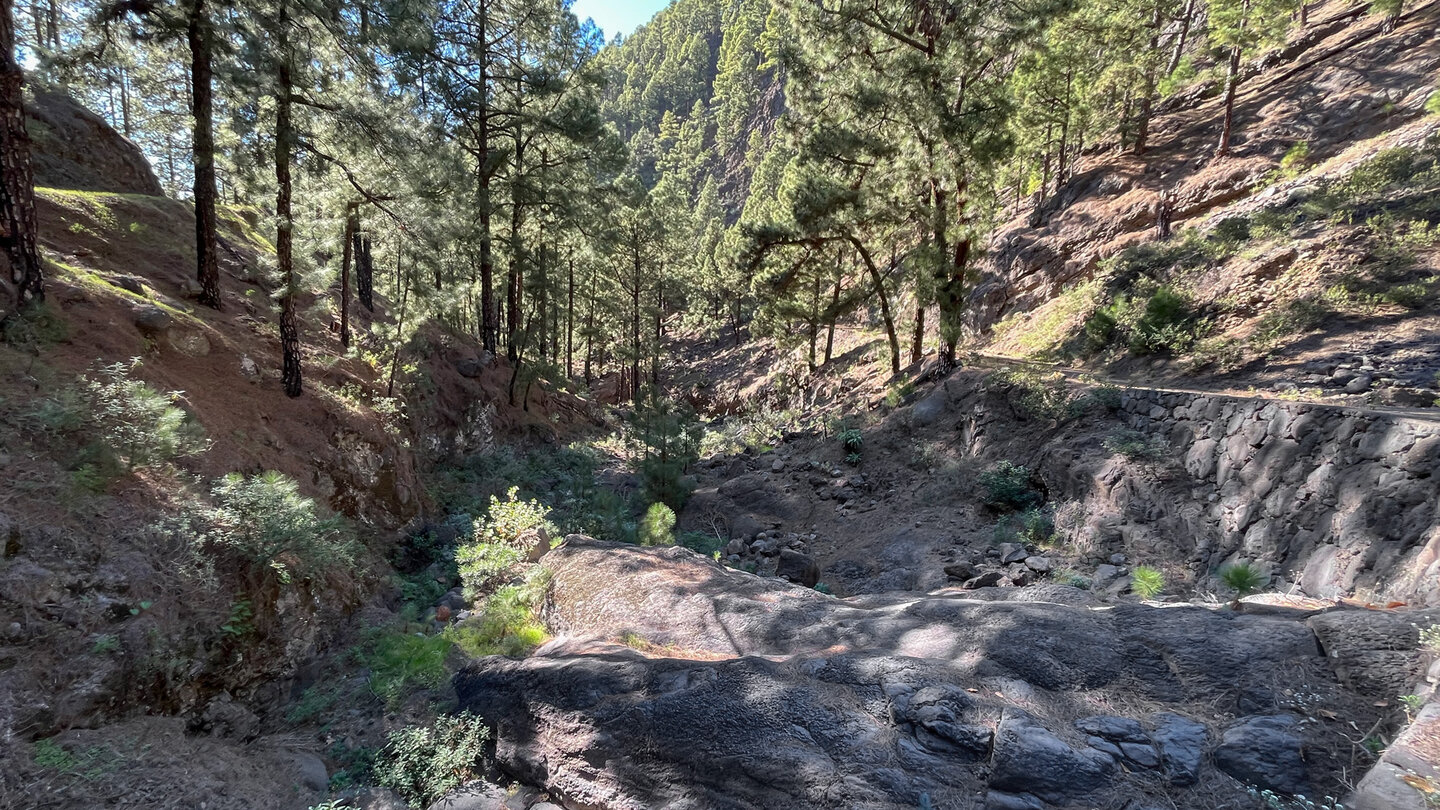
[[972, 352, 1440, 423]]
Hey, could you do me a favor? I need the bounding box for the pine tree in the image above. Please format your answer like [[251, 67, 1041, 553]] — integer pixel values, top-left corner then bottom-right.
[[1, 0, 42, 317]]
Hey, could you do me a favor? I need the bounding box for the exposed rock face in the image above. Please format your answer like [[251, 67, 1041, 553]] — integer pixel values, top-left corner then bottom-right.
[[455, 540, 1397, 810], [26, 92, 165, 196], [939, 371, 1440, 606]]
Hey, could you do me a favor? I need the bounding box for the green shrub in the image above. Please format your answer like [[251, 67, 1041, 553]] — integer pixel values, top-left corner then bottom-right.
[[979, 460, 1043, 512], [446, 568, 550, 658], [1103, 429, 1168, 460], [845, 451, 863, 466], [1417, 623, 1440, 652], [286, 683, 342, 724], [1428, 84, 1440, 116], [358, 630, 452, 705], [374, 712, 490, 808], [1131, 565, 1165, 599], [1052, 569, 1092, 589], [195, 471, 358, 587], [1220, 562, 1267, 607], [629, 393, 703, 509], [884, 380, 916, 407], [837, 428, 864, 454], [457, 488, 553, 599], [85, 359, 209, 471], [1278, 141, 1310, 179], [1, 301, 69, 348], [994, 506, 1054, 545], [677, 530, 726, 557], [638, 502, 676, 546]]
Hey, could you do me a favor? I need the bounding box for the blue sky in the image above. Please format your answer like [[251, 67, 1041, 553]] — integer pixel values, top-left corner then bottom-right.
[[572, 0, 672, 40]]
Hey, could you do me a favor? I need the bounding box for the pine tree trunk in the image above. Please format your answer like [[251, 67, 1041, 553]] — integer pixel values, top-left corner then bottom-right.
[[911, 302, 924, 365], [584, 263, 596, 386], [566, 253, 574, 378], [848, 238, 900, 374], [275, 0, 301, 398], [357, 234, 374, 311], [1133, 0, 1166, 155], [189, 0, 222, 310], [506, 127, 524, 363], [1, 0, 42, 315], [1167, 0, 1199, 76], [824, 253, 842, 365], [631, 240, 641, 404], [339, 203, 356, 348], [1216, 44, 1241, 157]]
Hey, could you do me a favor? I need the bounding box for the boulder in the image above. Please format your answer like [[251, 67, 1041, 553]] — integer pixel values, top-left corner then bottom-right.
[[775, 549, 820, 588], [1212, 714, 1308, 795], [989, 708, 1114, 804], [1153, 712, 1207, 786], [944, 562, 977, 580], [27, 91, 165, 195], [133, 306, 173, 337], [284, 750, 328, 793], [911, 388, 950, 426], [1344, 374, 1373, 395], [1025, 556, 1053, 573], [455, 541, 1364, 808], [964, 571, 1009, 589], [998, 542, 1030, 564], [517, 527, 552, 563], [429, 781, 510, 809]]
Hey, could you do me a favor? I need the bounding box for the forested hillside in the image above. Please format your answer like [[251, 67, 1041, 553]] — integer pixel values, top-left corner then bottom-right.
[[4, 0, 1440, 808]]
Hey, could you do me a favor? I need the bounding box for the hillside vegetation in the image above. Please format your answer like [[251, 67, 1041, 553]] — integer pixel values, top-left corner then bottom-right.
[[1, 0, 1439, 809]]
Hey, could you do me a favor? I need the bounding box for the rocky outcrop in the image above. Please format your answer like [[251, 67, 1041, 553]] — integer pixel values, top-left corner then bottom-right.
[[26, 91, 165, 196], [939, 371, 1440, 606], [455, 539, 1402, 809]]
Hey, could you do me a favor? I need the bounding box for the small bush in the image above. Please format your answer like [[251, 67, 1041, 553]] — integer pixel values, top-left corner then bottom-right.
[[837, 428, 864, 453], [1220, 562, 1267, 606], [1428, 84, 1440, 116], [1052, 569, 1092, 589], [677, 530, 726, 557], [1131, 566, 1165, 599], [1278, 141, 1311, 179], [1417, 623, 1440, 652], [457, 488, 553, 600], [85, 360, 210, 471], [988, 368, 1079, 421], [1103, 429, 1168, 460], [884, 380, 915, 407], [994, 506, 1054, 545], [638, 502, 676, 546], [979, 460, 1043, 512], [196, 471, 359, 587], [374, 712, 489, 808], [446, 567, 550, 658], [358, 630, 452, 705], [1, 301, 69, 348]]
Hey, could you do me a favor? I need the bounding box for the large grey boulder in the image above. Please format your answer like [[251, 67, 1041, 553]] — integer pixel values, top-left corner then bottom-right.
[[1213, 714, 1308, 795], [989, 708, 1115, 803], [1153, 712, 1208, 786]]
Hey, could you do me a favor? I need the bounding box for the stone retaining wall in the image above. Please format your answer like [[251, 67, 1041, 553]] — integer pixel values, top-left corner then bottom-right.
[[944, 374, 1440, 606], [1114, 390, 1440, 605]]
